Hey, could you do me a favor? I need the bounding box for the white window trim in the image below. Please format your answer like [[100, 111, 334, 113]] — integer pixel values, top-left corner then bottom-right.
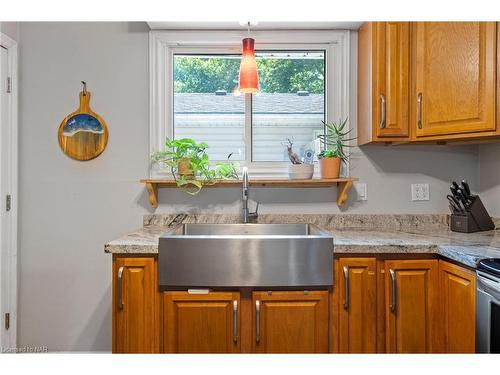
[[149, 30, 350, 178]]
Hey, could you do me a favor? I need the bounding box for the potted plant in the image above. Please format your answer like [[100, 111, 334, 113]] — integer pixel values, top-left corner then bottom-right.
[[283, 138, 314, 179], [151, 137, 239, 195], [317, 118, 356, 179]]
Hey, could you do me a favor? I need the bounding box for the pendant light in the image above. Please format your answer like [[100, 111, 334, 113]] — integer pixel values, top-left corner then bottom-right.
[[239, 22, 259, 93]]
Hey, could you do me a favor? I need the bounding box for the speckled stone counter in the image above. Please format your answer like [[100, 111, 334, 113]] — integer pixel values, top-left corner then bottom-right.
[[104, 214, 500, 268]]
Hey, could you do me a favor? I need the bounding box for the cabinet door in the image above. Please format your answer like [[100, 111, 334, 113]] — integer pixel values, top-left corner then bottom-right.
[[384, 259, 440, 353], [163, 291, 241, 353], [337, 258, 377, 353], [414, 22, 497, 138], [375, 22, 410, 138], [252, 291, 329, 353], [113, 257, 159, 353], [439, 260, 476, 353]]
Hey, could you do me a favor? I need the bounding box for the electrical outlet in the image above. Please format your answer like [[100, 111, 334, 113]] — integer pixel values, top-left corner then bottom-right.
[[411, 183, 430, 201], [355, 182, 367, 201]]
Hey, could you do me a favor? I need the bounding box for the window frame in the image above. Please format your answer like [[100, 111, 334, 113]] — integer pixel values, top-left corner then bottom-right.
[[150, 30, 351, 178]]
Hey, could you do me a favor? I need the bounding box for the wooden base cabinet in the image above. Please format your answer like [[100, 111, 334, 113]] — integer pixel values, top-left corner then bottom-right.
[[334, 257, 477, 354], [252, 291, 329, 353], [163, 291, 241, 353], [439, 260, 476, 353], [384, 259, 440, 353], [112, 256, 477, 354], [112, 256, 160, 353], [337, 258, 377, 353]]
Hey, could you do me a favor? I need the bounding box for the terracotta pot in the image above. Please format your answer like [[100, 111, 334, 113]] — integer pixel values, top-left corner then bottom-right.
[[319, 157, 341, 179], [177, 157, 194, 177]]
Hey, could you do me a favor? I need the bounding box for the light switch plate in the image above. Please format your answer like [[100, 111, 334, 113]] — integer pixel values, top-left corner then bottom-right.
[[411, 183, 430, 201], [355, 182, 367, 201]]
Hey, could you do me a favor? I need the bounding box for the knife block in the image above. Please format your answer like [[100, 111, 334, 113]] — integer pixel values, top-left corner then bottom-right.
[[450, 195, 495, 233]]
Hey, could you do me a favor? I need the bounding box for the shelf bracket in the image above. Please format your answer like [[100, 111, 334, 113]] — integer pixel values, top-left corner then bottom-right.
[[145, 182, 158, 209], [336, 180, 354, 206]]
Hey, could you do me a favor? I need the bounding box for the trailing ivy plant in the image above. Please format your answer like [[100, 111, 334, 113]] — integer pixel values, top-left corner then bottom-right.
[[317, 118, 356, 164], [151, 137, 239, 195]]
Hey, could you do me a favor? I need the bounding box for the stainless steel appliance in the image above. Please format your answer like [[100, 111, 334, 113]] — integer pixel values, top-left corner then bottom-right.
[[477, 258, 500, 353], [158, 223, 334, 289]]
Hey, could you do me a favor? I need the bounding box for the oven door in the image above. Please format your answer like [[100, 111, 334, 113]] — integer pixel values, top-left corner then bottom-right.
[[477, 271, 500, 353]]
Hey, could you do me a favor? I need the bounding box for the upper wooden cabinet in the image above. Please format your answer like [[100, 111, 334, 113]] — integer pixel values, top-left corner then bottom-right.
[[384, 259, 440, 353], [412, 22, 497, 140], [112, 256, 160, 353], [337, 258, 377, 353], [252, 291, 329, 353], [358, 22, 411, 144], [358, 22, 499, 144], [439, 260, 476, 353], [163, 291, 241, 353]]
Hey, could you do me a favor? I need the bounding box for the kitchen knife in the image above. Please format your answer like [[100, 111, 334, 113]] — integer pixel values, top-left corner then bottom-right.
[[448, 204, 457, 215], [450, 184, 460, 200], [456, 188, 470, 209], [461, 179, 472, 198], [447, 194, 463, 213], [451, 181, 460, 193]]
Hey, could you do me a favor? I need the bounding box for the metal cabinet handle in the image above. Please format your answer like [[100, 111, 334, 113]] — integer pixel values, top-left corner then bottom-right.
[[417, 93, 423, 129], [379, 94, 386, 129], [343, 266, 349, 310], [117, 266, 125, 310], [255, 300, 261, 343], [233, 300, 238, 343], [389, 269, 397, 312]]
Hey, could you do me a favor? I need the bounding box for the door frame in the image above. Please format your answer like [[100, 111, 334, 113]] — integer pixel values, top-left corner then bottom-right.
[[0, 31, 18, 350]]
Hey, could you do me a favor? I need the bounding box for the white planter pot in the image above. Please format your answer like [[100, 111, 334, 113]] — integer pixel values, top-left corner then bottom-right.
[[288, 163, 314, 180]]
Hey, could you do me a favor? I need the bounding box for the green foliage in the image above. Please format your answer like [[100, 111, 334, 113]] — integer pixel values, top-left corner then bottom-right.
[[151, 137, 239, 195], [317, 118, 357, 164], [174, 57, 240, 94], [258, 58, 324, 94], [173, 56, 324, 94], [150, 137, 208, 167]]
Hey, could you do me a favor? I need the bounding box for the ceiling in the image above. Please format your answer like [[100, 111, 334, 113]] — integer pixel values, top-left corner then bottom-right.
[[147, 22, 363, 30]]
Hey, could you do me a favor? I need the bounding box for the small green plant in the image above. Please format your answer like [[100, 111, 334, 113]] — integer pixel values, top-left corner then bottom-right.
[[317, 118, 356, 164], [151, 138, 239, 195]]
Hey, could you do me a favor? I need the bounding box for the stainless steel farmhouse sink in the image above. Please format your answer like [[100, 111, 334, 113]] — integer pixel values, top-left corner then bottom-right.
[[158, 223, 334, 288]]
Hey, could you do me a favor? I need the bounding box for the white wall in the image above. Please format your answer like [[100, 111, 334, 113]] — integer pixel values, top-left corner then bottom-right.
[[479, 144, 500, 217], [17, 23, 481, 351], [0, 22, 19, 41], [18, 22, 150, 351]]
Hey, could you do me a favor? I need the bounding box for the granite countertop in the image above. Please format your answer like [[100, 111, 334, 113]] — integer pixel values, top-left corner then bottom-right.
[[104, 214, 500, 268]]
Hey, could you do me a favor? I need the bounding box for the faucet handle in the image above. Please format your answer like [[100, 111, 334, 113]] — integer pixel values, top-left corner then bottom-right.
[[249, 201, 259, 220]]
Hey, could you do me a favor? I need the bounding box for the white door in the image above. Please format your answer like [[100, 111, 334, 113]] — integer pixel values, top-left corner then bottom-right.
[[0, 35, 17, 350], [0, 44, 7, 350], [0, 44, 8, 350]]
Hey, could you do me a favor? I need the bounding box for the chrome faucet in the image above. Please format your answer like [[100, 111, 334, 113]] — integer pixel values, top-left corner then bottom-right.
[[242, 167, 258, 223]]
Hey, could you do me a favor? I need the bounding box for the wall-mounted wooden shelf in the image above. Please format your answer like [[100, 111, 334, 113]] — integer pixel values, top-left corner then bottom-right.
[[141, 177, 358, 209]]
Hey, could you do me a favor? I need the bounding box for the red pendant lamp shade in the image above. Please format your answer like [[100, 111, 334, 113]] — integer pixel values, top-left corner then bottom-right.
[[239, 38, 259, 93]]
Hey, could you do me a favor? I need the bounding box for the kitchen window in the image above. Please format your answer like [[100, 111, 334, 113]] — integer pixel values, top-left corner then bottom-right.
[[150, 30, 350, 177]]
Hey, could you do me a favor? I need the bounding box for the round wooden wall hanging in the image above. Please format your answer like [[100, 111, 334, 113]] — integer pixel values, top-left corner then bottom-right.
[[58, 82, 109, 161]]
